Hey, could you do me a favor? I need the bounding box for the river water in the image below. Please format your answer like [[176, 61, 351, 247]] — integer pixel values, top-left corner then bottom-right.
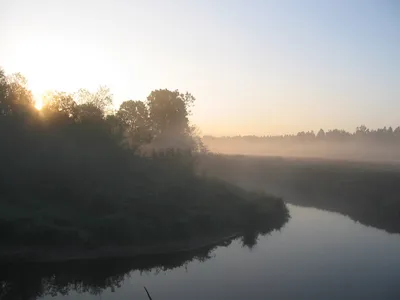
[[26, 205, 398, 300], [3, 204, 400, 300]]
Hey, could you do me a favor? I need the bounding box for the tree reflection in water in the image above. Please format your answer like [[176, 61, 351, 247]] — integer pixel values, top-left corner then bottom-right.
[[0, 228, 283, 300]]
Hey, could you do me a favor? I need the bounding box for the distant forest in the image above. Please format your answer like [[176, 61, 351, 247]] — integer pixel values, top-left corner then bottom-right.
[[203, 126, 400, 162], [204, 125, 400, 144]]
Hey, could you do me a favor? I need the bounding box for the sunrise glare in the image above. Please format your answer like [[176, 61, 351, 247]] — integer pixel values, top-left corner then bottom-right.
[[33, 95, 43, 110]]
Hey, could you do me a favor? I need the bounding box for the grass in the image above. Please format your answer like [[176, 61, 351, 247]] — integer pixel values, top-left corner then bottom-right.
[[0, 165, 288, 249], [202, 154, 400, 233]]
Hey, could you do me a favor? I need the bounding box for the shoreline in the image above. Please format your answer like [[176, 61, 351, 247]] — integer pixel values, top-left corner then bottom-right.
[[0, 232, 241, 264]]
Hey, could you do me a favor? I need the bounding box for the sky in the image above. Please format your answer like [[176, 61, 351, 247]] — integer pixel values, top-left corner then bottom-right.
[[1, 0, 399, 136]]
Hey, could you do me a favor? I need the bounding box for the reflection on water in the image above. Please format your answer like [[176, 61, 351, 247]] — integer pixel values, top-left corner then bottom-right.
[[2, 205, 400, 300], [0, 229, 277, 300]]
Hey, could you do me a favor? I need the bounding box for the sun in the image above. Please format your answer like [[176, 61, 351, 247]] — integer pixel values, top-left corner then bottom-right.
[[33, 94, 44, 110]]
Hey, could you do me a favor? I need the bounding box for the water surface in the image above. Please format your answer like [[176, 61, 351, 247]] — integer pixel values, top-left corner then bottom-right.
[[4, 205, 400, 300]]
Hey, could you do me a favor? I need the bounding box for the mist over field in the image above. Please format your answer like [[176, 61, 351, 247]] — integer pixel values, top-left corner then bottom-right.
[[203, 127, 400, 163]]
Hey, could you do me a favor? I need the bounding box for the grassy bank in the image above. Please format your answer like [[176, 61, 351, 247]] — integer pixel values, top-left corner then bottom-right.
[[0, 171, 288, 262]]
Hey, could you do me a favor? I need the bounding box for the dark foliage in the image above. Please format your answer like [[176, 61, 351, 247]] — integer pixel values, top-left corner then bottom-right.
[[0, 69, 288, 253]]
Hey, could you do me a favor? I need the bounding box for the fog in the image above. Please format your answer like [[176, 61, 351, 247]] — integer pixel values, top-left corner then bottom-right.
[[203, 135, 400, 164]]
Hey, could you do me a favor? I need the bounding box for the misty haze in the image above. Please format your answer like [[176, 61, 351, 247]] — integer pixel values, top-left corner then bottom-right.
[[203, 126, 400, 163], [1, 0, 400, 300]]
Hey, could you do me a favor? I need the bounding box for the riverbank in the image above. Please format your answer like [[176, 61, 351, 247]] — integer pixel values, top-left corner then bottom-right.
[[201, 154, 400, 233], [0, 232, 243, 264], [0, 175, 289, 264]]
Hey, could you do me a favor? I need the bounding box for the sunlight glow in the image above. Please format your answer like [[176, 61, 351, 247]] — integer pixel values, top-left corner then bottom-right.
[[34, 95, 44, 110]]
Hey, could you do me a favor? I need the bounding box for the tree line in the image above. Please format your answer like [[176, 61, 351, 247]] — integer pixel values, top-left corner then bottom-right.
[[204, 125, 400, 144], [0, 70, 203, 150], [0, 68, 204, 174]]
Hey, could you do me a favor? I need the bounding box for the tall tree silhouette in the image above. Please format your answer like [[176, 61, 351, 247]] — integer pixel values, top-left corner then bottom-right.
[[116, 100, 151, 148], [146, 89, 194, 136]]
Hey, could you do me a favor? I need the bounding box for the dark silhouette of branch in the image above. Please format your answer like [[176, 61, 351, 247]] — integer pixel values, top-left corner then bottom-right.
[[144, 286, 153, 300]]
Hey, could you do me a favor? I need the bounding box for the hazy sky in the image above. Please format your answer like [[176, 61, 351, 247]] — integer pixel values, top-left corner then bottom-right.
[[1, 0, 399, 135]]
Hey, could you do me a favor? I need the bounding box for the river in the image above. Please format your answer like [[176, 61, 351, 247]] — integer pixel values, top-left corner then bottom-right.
[[3, 204, 400, 300]]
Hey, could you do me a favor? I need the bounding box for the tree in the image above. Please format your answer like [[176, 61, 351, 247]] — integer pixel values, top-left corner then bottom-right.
[[42, 91, 77, 119], [6, 73, 34, 107], [75, 86, 113, 112], [394, 127, 400, 138], [146, 89, 194, 136], [116, 100, 151, 148], [0, 71, 34, 117], [0, 68, 9, 116], [355, 125, 369, 137], [316, 129, 325, 139], [326, 129, 351, 141], [76, 103, 104, 122], [117, 100, 149, 131]]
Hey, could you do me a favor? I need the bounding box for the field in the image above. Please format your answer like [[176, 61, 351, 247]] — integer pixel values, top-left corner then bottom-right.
[[201, 154, 400, 233]]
